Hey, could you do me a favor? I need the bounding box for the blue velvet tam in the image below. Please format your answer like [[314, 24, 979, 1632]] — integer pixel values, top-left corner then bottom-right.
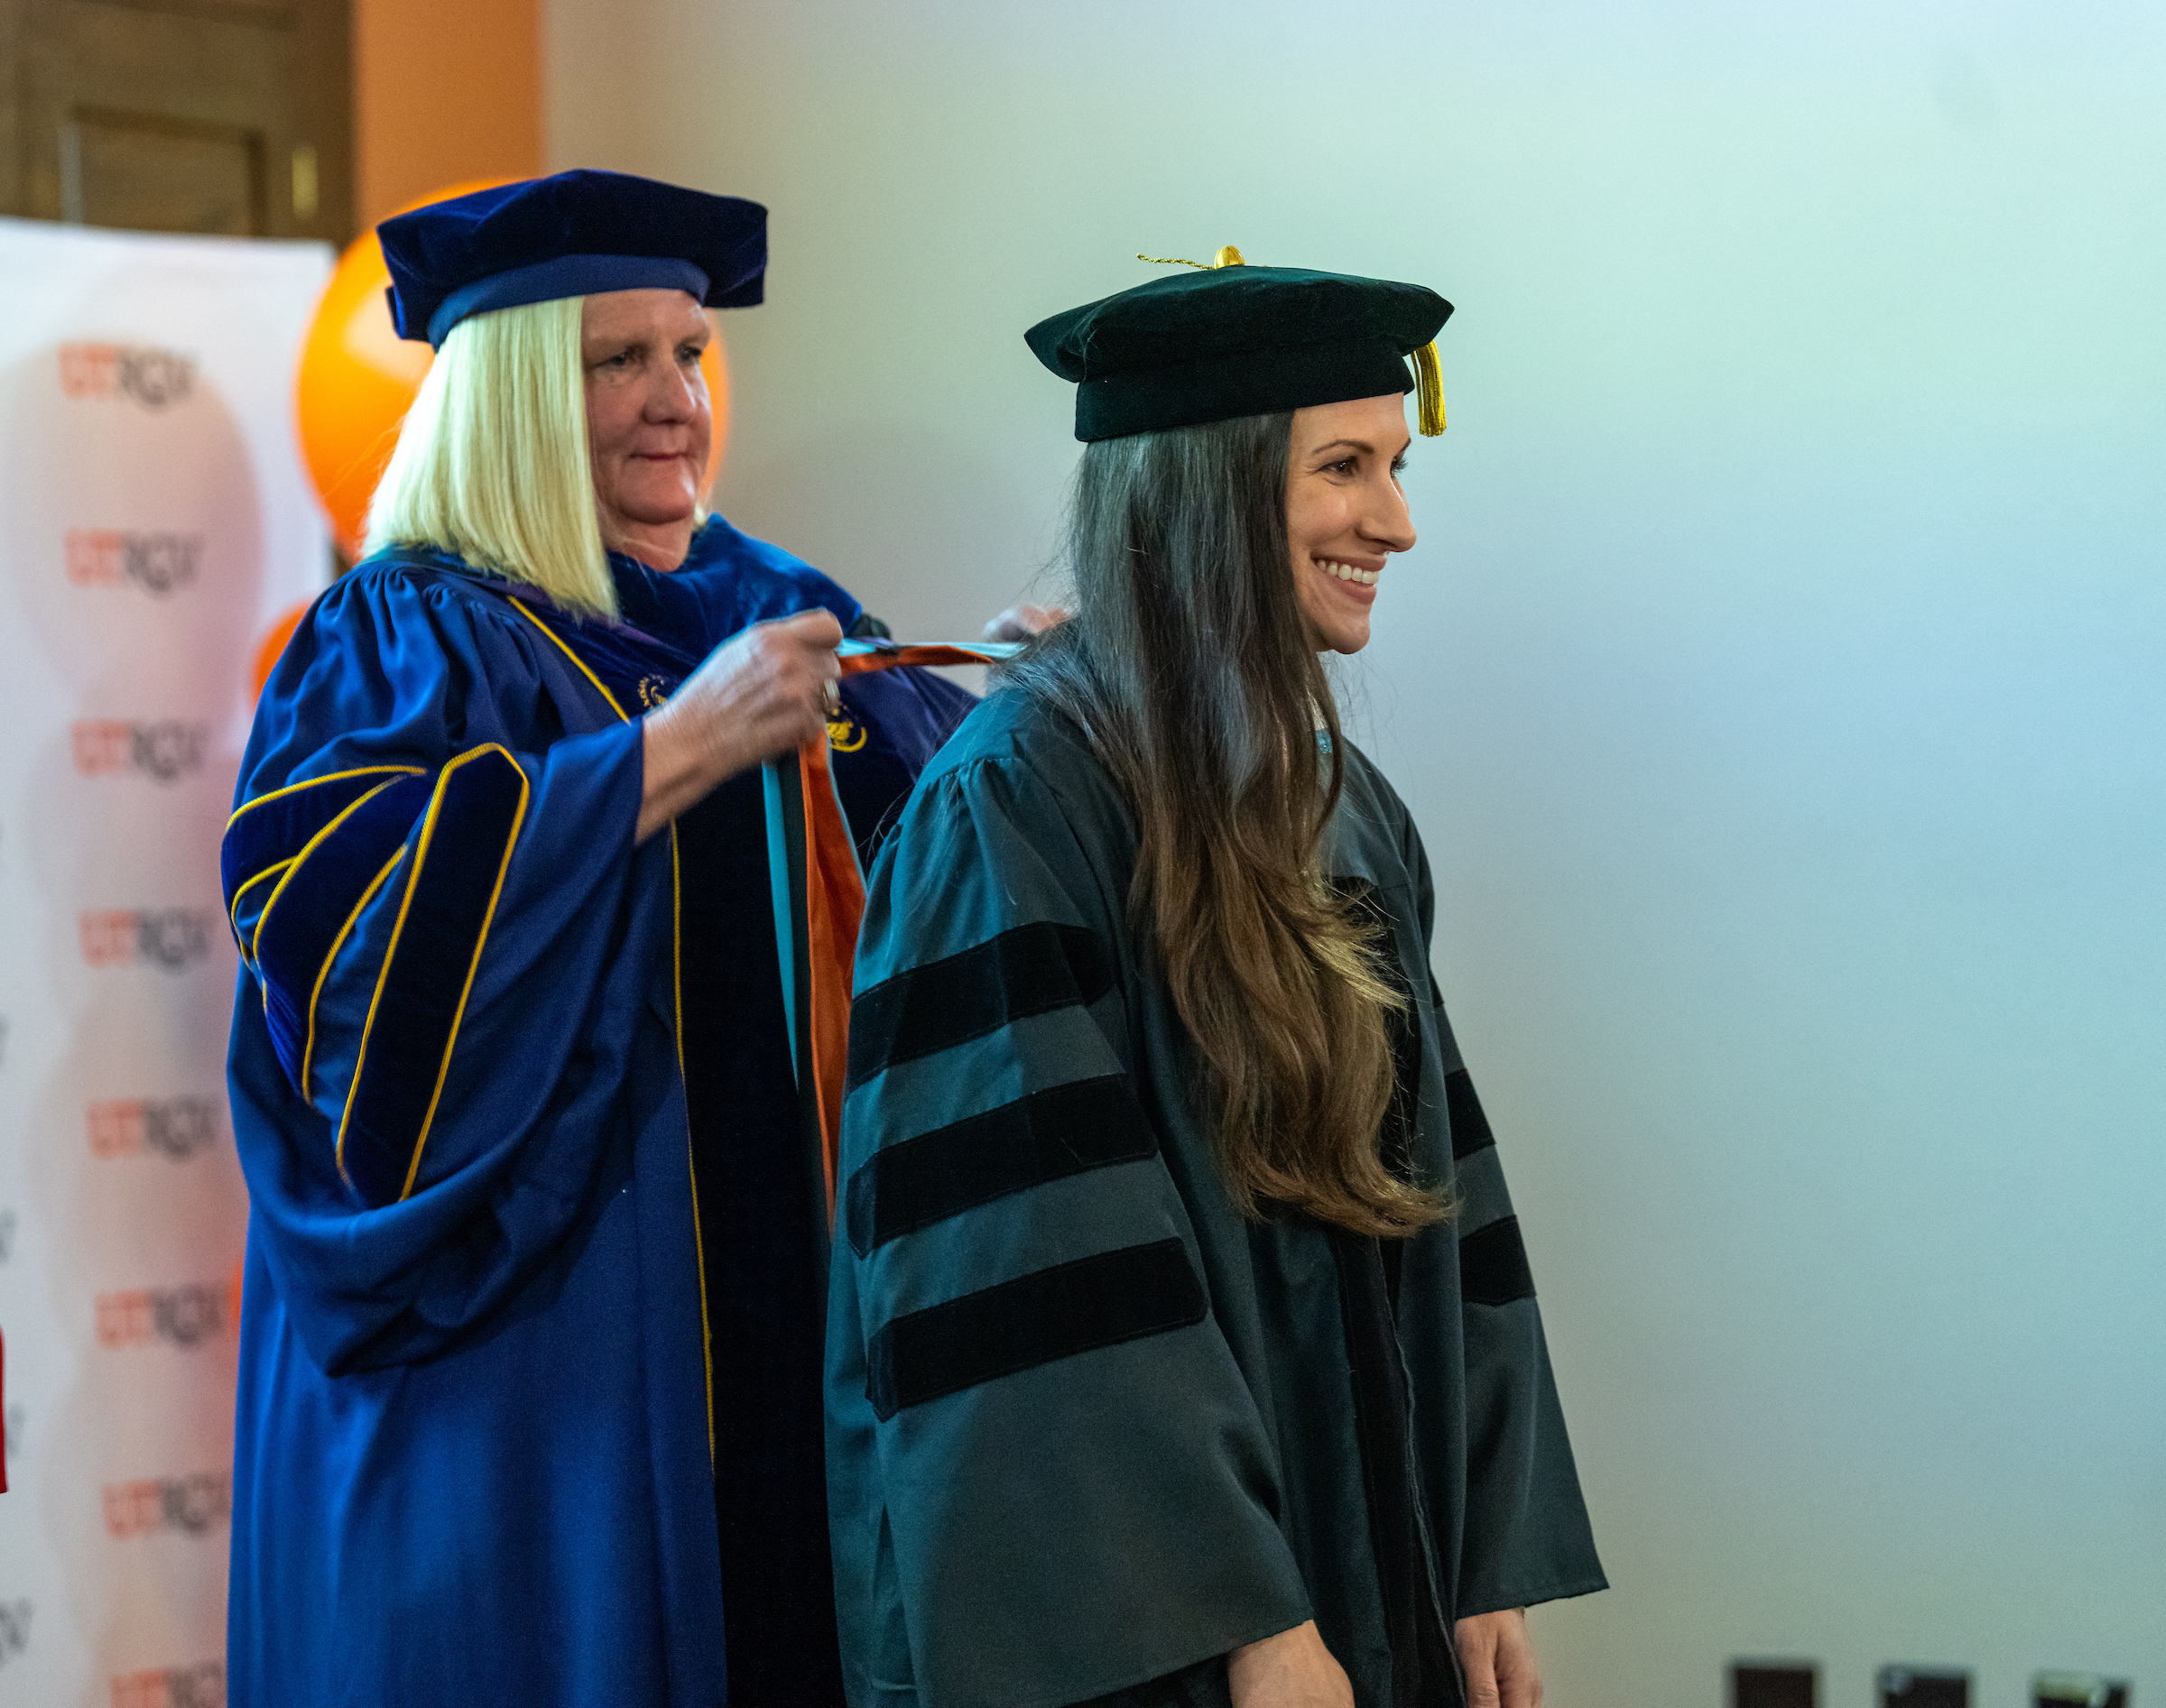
[[1026, 250, 1452, 441], [378, 169, 768, 348]]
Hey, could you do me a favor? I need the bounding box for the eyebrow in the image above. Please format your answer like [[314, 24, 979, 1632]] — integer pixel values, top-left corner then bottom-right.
[[585, 329, 709, 355], [1310, 437, 1410, 459]]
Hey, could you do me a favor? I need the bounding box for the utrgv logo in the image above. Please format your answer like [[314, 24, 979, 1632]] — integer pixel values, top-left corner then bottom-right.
[[59, 344, 196, 409], [102, 1472, 231, 1539], [79, 909, 214, 970], [111, 1662, 225, 1708], [66, 531, 202, 596], [96, 1280, 237, 1351], [71, 721, 209, 783], [88, 1097, 221, 1161]]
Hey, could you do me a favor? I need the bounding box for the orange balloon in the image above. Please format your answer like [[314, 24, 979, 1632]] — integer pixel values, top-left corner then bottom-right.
[[295, 180, 732, 559], [251, 599, 310, 700]]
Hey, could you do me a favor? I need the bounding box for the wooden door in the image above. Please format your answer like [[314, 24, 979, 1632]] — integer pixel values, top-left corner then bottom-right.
[[0, 0, 352, 241]]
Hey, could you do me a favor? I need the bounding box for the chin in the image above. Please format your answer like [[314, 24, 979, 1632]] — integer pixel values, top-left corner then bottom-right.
[[616, 485, 700, 527]]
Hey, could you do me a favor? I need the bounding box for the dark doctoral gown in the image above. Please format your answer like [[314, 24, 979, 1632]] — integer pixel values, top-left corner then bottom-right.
[[221, 514, 972, 1708], [826, 690, 1606, 1708]]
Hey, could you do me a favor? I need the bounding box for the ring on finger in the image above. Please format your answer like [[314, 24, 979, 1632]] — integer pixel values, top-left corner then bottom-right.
[[822, 679, 841, 716]]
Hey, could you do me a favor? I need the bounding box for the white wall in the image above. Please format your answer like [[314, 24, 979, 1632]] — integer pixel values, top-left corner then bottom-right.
[[546, 4, 2166, 1702]]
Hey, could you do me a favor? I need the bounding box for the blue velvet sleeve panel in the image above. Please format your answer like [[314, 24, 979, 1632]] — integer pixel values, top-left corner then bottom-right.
[[223, 561, 662, 1377], [826, 740, 1311, 1708]]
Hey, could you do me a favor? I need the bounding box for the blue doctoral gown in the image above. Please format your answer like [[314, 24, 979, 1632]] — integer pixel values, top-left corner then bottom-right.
[[222, 516, 972, 1707]]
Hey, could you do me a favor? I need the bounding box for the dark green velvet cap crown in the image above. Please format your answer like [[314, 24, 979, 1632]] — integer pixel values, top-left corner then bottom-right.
[[1024, 262, 1452, 442]]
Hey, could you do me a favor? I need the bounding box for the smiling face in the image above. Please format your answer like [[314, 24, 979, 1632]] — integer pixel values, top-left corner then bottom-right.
[[581, 288, 713, 568], [1284, 393, 1417, 655]]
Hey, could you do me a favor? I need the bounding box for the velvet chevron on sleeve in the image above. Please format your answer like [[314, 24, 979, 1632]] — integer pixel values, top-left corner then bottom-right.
[[826, 691, 1604, 1708]]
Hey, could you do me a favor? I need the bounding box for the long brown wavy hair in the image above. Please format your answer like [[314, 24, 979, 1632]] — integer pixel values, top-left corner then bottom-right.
[[1012, 411, 1446, 1237]]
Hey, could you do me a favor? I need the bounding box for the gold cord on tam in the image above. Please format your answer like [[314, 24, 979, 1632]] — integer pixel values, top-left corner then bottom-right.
[[1412, 338, 1447, 436], [1137, 245, 1250, 270]]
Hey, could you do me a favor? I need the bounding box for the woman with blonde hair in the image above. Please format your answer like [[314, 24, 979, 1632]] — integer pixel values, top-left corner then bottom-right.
[[222, 171, 981, 1707], [828, 256, 1605, 1707]]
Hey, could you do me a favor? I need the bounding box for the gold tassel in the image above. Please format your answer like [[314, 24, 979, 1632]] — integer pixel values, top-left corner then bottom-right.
[[1412, 338, 1447, 436]]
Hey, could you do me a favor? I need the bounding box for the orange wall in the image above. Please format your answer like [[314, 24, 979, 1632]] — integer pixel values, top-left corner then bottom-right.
[[353, 0, 542, 235]]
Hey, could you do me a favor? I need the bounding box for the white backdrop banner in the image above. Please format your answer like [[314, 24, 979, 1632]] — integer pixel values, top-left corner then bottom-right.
[[0, 217, 330, 1708]]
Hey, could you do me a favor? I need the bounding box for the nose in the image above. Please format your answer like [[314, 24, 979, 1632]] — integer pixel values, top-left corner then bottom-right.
[[646, 357, 697, 422], [1362, 470, 1417, 555]]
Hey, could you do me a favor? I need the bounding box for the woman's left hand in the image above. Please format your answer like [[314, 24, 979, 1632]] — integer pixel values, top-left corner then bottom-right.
[[1454, 1608, 1541, 1708]]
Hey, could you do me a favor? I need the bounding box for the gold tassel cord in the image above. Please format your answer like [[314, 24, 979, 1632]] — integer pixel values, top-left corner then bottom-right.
[[1412, 338, 1447, 437], [1137, 245, 1250, 271]]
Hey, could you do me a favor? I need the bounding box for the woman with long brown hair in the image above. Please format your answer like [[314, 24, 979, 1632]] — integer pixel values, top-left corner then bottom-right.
[[826, 254, 1604, 1708]]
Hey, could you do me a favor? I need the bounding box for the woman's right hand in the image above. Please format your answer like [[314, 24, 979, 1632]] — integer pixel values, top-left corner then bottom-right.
[[982, 602, 1069, 642], [1226, 1621, 1354, 1708], [636, 606, 844, 841]]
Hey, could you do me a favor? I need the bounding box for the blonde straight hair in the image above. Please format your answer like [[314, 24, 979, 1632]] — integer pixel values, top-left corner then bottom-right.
[[364, 295, 617, 619]]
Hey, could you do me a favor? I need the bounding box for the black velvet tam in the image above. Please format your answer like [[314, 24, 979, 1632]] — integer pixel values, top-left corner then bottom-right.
[[1025, 263, 1451, 441], [378, 169, 767, 347]]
